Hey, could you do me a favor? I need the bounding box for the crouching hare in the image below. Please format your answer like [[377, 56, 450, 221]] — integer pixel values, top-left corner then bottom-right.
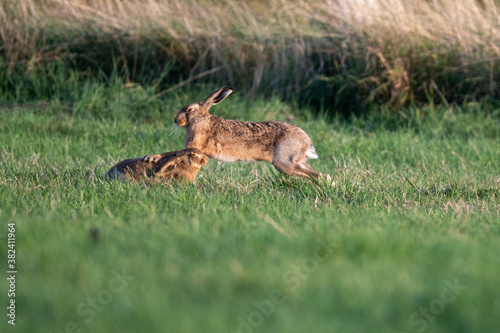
[[106, 148, 208, 182], [147, 87, 323, 178]]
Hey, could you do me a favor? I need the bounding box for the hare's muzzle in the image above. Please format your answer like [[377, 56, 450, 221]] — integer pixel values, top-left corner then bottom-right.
[[174, 112, 187, 127]]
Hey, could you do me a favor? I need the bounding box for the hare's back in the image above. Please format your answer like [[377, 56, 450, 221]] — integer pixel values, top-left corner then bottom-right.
[[204, 118, 312, 162], [108, 158, 154, 180], [214, 118, 307, 142]]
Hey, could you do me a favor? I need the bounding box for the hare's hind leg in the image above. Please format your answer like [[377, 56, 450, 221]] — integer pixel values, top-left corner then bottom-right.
[[272, 160, 320, 178], [301, 161, 332, 180], [272, 141, 320, 179], [272, 160, 311, 178], [296, 162, 321, 178]]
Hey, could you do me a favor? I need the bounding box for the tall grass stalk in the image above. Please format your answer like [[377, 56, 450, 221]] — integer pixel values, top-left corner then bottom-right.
[[1, 0, 499, 112]]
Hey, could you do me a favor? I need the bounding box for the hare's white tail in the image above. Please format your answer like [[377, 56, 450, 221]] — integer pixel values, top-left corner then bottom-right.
[[306, 146, 318, 159]]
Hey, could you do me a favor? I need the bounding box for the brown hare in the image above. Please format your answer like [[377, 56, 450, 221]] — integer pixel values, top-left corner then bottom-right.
[[147, 87, 322, 178], [107, 148, 208, 182]]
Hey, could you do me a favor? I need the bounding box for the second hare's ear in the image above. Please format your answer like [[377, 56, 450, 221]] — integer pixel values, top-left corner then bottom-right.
[[159, 158, 177, 174], [203, 87, 233, 106]]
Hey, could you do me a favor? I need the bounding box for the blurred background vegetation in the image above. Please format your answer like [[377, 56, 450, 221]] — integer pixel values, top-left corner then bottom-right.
[[1, 0, 499, 115]]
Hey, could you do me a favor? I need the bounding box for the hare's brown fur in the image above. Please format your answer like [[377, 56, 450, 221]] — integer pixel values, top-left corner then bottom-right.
[[106, 148, 207, 182], [171, 87, 321, 178]]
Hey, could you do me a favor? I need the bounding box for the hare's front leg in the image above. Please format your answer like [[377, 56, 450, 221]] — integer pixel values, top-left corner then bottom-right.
[[143, 155, 162, 163], [143, 150, 179, 163]]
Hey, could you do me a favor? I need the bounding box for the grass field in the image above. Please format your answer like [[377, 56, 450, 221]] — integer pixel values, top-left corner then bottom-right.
[[0, 79, 499, 332]]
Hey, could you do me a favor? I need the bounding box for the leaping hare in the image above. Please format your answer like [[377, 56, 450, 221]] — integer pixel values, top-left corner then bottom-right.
[[146, 87, 322, 178], [107, 148, 208, 182]]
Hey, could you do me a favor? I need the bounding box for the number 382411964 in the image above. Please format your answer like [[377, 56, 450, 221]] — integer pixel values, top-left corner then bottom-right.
[[8, 223, 16, 269]]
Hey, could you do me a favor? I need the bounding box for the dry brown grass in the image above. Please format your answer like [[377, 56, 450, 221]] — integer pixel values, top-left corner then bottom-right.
[[1, 0, 499, 109]]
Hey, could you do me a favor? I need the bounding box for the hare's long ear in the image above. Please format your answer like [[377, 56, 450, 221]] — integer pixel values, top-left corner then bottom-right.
[[203, 87, 233, 107], [159, 158, 177, 174]]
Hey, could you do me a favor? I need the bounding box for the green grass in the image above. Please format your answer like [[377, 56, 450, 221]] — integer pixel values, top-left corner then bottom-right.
[[0, 80, 499, 333]]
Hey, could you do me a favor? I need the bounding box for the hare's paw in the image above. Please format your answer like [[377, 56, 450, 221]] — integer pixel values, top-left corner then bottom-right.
[[143, 154, 162, 163]]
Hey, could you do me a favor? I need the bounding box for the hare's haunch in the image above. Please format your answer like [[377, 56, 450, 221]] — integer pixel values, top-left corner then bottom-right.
[[172, 87, 322, 178]]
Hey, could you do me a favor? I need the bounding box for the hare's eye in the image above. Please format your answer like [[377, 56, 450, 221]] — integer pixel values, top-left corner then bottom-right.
[[187, 107, 194, 112]]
